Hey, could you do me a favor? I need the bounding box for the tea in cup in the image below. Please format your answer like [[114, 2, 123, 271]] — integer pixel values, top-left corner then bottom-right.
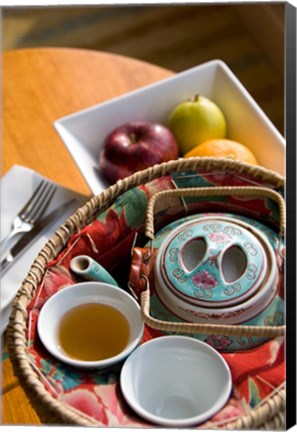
[[37, 281, 144, 369]]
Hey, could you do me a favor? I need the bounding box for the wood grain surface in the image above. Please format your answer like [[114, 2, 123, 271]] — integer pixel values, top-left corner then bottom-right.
[[2, 48, 173, 195], [1, 47, 173, 424], [2, 4, 285, 134]]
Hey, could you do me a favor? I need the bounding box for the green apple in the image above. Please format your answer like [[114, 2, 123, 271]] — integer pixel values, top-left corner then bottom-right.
[[168, 95, 227, 155]]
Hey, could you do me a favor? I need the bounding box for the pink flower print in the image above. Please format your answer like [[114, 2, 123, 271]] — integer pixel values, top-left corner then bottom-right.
[[62, 388, 108, 424], [208, 232, 232, 244], [94, 383, 145, 427], [205, 334, 233, 351], [95, 383, 127, 426], [29, 266, 74, 312], [192, 270, 218, 290], [208, 397, 244, 423]]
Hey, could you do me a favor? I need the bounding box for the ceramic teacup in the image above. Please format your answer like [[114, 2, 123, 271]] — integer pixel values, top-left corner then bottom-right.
[[37, 281, 144, 369], [120, 336, 232, 427]]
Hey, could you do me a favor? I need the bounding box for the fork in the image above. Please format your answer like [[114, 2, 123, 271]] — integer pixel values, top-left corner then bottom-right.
[[1, 179, 57, 251]]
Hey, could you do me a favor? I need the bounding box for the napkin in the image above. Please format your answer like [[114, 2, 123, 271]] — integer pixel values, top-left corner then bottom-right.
[[0, 165, 88, 332]]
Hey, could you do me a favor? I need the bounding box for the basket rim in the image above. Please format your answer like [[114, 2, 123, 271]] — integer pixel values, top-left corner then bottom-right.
[[6, 157, 286, 427]]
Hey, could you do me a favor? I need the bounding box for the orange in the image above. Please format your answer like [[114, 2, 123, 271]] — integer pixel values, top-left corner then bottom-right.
[[184, 139, 258, 165]]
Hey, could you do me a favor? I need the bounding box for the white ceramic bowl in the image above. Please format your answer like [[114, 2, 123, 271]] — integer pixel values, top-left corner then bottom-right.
[[120, 336, 232, 427], [37, 282, 144, 369], [54, 60, 285, 195]]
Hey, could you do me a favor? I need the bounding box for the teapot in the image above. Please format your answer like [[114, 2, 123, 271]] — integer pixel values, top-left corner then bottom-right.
[[129, 186, 285, 352]]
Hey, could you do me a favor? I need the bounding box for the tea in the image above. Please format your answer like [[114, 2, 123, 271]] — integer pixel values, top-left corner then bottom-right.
[[58, 303, 130, 361]]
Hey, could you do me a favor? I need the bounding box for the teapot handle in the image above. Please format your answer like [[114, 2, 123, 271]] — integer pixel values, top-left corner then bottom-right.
[[145, 185, 286, 240]]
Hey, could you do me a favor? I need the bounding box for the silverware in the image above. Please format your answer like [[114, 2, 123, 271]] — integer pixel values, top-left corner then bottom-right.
[[1, 198, 76, 274], [1, 180, 57, 251]]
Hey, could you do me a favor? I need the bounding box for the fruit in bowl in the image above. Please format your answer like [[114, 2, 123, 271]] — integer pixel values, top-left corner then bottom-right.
[[168, 95, 227, 155], [99, 121, 179, 184], [184, 138, 258, 165]]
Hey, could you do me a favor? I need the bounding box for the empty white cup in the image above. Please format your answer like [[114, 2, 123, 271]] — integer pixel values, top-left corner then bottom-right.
[[120, 336, 232, 427]]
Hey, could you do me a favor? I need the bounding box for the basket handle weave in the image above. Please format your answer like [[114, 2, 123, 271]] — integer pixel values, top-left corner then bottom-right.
[[140, 185, 285, 338], [140, 278, 285, 338], [145, 185, 286, 240]]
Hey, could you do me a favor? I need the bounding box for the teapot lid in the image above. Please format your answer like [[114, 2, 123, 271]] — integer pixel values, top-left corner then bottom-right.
[[156, 218, 268, 308]]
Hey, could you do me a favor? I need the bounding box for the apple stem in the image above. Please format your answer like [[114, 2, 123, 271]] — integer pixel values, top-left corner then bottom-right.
[[130, 133, 137, 144], [194, 94, 200, 102]]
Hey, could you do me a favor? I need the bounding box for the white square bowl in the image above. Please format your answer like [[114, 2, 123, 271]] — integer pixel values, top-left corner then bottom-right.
[[54, 60, 285, 195]]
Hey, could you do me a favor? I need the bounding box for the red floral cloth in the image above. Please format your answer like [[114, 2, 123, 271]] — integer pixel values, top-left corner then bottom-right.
[[26, 169, 285, 427]]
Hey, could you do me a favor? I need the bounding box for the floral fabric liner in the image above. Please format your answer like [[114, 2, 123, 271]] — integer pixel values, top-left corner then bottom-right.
[[26, 169, 285, 428]]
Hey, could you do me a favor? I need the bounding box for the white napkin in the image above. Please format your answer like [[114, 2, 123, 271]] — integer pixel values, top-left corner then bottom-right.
[[1, 165, 88, 332]]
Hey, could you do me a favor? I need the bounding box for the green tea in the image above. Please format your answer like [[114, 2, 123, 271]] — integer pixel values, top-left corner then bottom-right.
[[58, 303, 130, 361]]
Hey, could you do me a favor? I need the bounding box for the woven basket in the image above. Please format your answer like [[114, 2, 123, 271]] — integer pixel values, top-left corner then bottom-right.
[[6, 157, 286, 429]]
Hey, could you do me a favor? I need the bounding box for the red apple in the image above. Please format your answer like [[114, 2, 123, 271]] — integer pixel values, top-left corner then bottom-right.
[[99, 121, 179, 184]]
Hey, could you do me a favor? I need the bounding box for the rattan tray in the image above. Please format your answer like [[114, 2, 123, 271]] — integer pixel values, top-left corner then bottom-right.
[[7, 157, 286, 429]]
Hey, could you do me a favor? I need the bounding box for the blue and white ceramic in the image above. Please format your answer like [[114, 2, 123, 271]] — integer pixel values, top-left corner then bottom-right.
[[70, 255, 119, 287], [157, 218, 268, 308], [149, 213, 284, 351]]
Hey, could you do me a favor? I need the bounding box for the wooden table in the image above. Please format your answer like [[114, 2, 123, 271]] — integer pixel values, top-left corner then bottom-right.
[[1, 47, 173, 424]]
